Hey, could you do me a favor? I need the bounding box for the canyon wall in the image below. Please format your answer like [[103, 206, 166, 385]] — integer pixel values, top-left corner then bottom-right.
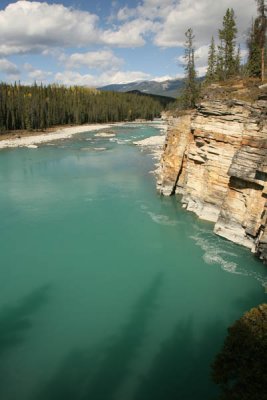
[[157, 84, 267, 262]]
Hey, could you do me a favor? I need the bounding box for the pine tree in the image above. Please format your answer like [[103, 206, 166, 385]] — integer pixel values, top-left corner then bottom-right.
[[182, 28, 199, 108], [215, 40, 225, 80], [247, 18, 262, 77], [219, 8, 238, 78], [256, 0, 267, 81], [0, 83, 165, 133], [206, 36, 217, 82], [235, 44, 241, 74]]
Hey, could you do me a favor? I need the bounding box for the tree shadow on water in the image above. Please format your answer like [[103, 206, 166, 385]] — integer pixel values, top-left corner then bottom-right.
[[133, 318, 224, 400], [0, 284, 50, 358], [133, 286, 267, 400], [36, 272, 164, 400]]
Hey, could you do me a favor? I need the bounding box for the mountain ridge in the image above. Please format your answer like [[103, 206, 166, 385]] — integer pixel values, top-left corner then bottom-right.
[[98, 78, 184, 98]]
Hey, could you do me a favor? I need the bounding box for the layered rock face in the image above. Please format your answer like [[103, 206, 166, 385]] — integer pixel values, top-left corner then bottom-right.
[[157, 86, 267, 262]]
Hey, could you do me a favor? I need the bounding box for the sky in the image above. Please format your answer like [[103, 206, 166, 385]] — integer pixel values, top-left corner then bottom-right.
[[0, 0, 257, 86]]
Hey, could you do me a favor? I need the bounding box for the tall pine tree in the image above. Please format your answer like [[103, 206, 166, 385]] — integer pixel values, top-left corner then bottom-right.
[[218, 8, 238, 79], [247, 18, 262, 77], [206, 36, 217, 82], [256, 0, 267, 81], [182, 28, 199, 108]]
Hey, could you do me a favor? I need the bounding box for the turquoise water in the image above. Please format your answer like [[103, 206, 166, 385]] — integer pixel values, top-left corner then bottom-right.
[[0, 123, 266, 400]]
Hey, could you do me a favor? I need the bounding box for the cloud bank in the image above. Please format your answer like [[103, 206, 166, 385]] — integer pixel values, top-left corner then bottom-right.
[[0, 0, 258, 85]]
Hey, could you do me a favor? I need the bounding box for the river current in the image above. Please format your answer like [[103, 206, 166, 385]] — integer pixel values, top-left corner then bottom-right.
[[0, 123, 266, 400]]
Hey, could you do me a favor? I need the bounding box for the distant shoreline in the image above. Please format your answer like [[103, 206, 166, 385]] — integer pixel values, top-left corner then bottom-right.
[[0, 120, 167, 150], [0, 123, 121, 149]]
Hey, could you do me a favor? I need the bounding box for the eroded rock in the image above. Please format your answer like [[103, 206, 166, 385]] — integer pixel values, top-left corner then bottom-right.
[[157, 88, 267, 263]]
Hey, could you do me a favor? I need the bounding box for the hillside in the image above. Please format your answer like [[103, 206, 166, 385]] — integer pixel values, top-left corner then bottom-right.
[[126, 90, 176, 108], [98, 78, 185, 98]]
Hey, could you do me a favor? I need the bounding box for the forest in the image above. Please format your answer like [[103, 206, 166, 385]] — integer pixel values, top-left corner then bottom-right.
[[0, 83, 163, 133]]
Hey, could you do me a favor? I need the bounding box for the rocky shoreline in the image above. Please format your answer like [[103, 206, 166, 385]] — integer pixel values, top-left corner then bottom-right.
[[0, 123, 119, 149], [157, 84, 267, 263]]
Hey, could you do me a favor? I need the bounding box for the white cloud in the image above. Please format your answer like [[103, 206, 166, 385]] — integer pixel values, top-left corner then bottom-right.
[[103, 70, 151, 84], [117, 0, 175, 21], [0, 1, 100, 55], [195, 45, 210, 65], [153, 75, 175, 82], [23, 63, 52, 83], [154, 0, 257, 47], [0, 0, 257, 85], [54, 71, 95, 86], [116, 0, 258, 48], [196, 66, 208, 76], [65, 50, 124, 70], [102, 19, 155, 47], [0, 0, 153, 56], [54, 70, 151, 87], [177, 44, 210, 76], [0, 58, 20, 75], [117, 6, 137, 21]]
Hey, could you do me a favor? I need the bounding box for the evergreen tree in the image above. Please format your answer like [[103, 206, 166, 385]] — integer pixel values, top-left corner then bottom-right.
[[235, 44, 241, 74], [206, 36, 217, 82], [212, 304, 267, 400], [247, 18, 262, 77], [215, 40, 225, 80], [0, 83, 165, 133], [218, 8, 238, 78], [182, 28, 199, 108], [256, 0, 267, 81]]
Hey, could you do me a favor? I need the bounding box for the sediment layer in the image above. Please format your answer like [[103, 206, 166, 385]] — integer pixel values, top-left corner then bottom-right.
[[157, 84, 267, 262]]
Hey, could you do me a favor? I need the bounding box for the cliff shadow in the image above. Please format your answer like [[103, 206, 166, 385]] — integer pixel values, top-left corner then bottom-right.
[[35, 272, 164, 400]]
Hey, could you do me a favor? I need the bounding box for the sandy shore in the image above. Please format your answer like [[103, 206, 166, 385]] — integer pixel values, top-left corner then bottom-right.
[[0, 123, 118, 149]]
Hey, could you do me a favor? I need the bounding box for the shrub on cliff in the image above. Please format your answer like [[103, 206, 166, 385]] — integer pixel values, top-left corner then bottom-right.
[[212, 303, 267, 400]]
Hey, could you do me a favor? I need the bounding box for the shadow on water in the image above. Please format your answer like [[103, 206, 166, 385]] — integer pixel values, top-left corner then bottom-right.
[[34, 281, 266, 400], [133, 288, 266, 400], [132, 318, 223, 400], [35, 272, 164, 400], [0, 285, 50, 358]]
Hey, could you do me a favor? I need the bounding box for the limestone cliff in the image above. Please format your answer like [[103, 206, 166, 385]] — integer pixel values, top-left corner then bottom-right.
[[157, 82, 267, 263]]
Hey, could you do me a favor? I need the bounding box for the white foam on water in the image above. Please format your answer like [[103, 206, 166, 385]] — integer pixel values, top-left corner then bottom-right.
[[140, 204, 148, 210], [191, 234, 240, 274], [109, 138, 131, 145], [146, 211, 178, 226], [190, 228, 267, 289]]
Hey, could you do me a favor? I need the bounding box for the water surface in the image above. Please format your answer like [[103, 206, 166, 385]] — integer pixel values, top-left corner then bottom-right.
[[0, 123, 266, 400]]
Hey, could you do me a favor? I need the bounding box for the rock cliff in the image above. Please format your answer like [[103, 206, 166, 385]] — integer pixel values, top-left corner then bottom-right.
[[157, 82, 267, 263]]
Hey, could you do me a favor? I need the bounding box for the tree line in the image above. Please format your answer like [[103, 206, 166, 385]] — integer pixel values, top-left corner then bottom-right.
[[182, 0, 267, 108], [0, 83, 163, 133]]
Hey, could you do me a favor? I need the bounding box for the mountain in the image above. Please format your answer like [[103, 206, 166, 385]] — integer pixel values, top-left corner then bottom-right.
[[126, 90, 176, 108], [98, 78, 184, 98]]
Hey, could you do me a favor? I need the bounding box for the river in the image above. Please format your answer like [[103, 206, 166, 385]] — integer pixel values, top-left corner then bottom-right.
[[0, 123, 266, 400]]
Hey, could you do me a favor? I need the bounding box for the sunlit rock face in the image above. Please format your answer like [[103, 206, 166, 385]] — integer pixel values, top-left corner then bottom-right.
[[157, 85, 267, 263]]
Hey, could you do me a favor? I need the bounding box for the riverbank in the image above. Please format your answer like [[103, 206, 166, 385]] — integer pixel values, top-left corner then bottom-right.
[[0, 120, 167, 149], [0, 123, 120, 149]]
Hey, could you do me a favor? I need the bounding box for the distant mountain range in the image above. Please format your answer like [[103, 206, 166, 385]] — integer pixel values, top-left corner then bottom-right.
[[98, 78, 185, 98]]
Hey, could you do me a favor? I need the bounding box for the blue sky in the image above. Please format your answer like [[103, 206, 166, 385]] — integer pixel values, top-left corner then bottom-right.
[[0, 0, 257, 86]]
